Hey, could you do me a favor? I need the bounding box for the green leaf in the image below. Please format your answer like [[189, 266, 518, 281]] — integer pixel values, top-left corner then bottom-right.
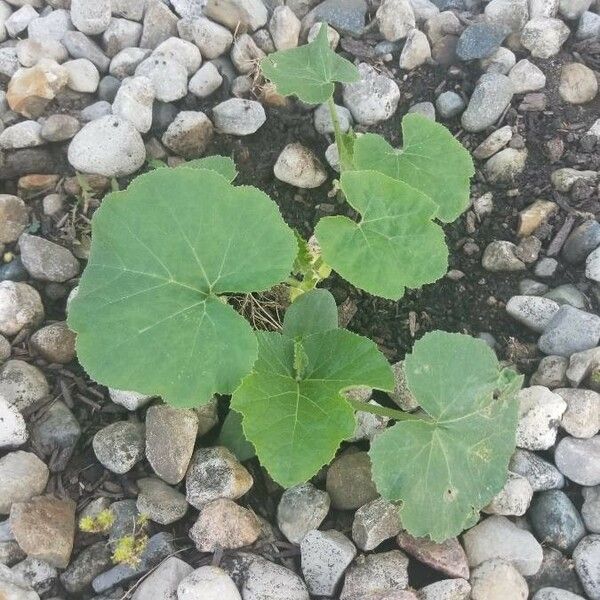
[[353, 115, 475, 222], [218, 409, 256, 462], [260, 23, 359, 104], [315, 170, 448, 301], [283, 288, 338, 339], [68, 168, 297, 407], [232, 328, 394, 487], [369, 331, 522, 541], [181, 156, 238, 182]]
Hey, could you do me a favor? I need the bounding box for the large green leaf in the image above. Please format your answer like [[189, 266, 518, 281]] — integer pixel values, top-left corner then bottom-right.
[[369, 332, 522, 541], [232, 295, 393, 487], [353, 115, 475, 222], [260, 23, 359, 104], [315, 170, 448, 300], [68, 168, 297, 407]]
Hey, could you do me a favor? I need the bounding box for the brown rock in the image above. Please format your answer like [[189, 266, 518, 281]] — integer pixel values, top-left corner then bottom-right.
[[326, 451, 379, 510], [396, 531, 470, 579], [7, 60, 68, 118], [517, 200, 559, 237], [189, 498, 261, 552], [29, 321, 76, 364], [0, 195, 28, 244], [10, 495, 76, 568], [18, 175, 60, 196]]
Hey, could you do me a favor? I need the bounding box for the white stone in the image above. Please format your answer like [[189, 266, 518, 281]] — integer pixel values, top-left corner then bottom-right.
[[212, 98, 266, 135], [190, 17, 233, 59], [521, 18, 570, 58], [277, 483, 330, 544], [301, 530, 357, 596], [509, 59, 546, 93], [420, 579, 471, 599], [0, 396, 27, 448], [203, 0, 268, 32], [313, 102, 352, 135], [516, 385, 567, 451], [131, 556, 193, 600], [506, 295, 560, 332], [342, 62, 400, 125], [483, 472, 534, 516], [16, 38, 68, 67], [27, 9, 72, 42], [551, 167, 597, 192], [63, 58, 100, 93], [188, 62, 223, 98], [109, 47, 150, 79], [152, 36, 201, 75], [5, 6, 38, 38], [0, 450, 49, 514], [559, 0, 592, 19], [135, 55, 188, 102], [178, 566, 241, 600], [484, 148, 527, 185], [0, 120, 43, 150], [470, 558, 529, 600], [269, 5, 300, 50], [0, 282, 43, 337], [481, 47, 517, 74], [556, 388, 600, 438], [71, 0, 111, 34], [68, 114, 146, 177], [102, 18, 143, 57], [274, 143, 327, 189], [399, 27, 431, 70], [484, 0, 529, 33], [463, 515, 543, 576], [108, 388, 154, 411], [111, 75, 154, 133], [559, 62, 598, 105], [377, 0, 416, 41], [473, 126, 513, 160], [529, 0, 559, 17]]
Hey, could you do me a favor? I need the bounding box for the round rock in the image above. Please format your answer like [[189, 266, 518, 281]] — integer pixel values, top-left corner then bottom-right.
[[273, 143, 327, 189], [68, 115, 146, 177], [178, 566, 241, 600], [0, 281, 43, 337], [0, 451, 49, 514], [19, 234, 79, 283], [470, 558, 528, 600], [342, 62, 400, 125], [186, 446, 253, 509], [555, 435, 600, 485], [559, 63, 598, 105], [92, 421, 145, 474], [277, 483, 330, 544], [212, 98, 266, 135]]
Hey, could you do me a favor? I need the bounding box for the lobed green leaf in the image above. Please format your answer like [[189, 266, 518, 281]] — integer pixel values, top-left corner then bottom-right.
[[369, 331, 522, 541], [353, 114, 475, 222], [68, 168, 297, 407], [315, 170, 448, 300], [260, 23, 359, 104], [232, 291, 393, 487]]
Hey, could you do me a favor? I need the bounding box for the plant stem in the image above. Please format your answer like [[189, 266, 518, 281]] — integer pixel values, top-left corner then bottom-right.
[[327, 95, 346, 172], [346, 398, 431, 423]]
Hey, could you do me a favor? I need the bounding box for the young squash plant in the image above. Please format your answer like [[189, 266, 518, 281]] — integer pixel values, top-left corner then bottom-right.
[[69, 25, 523, 542]]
